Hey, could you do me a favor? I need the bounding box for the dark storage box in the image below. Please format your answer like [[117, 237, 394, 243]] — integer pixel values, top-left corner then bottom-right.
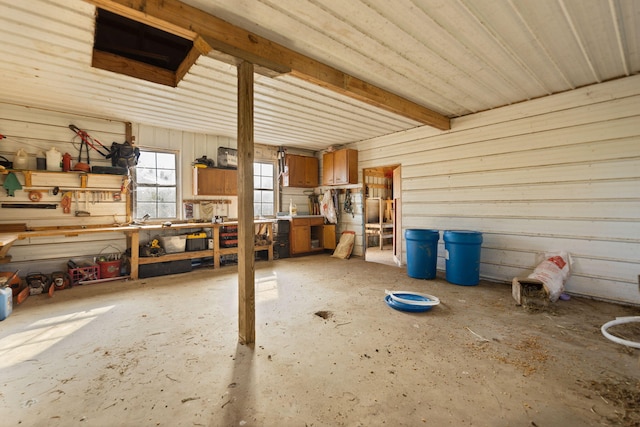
[[277, 220, 290, 234], [276, 242, 290, 259], [221, 240, 238, 248], [186, 238, 206, 251], [139, 259, 192, 278]]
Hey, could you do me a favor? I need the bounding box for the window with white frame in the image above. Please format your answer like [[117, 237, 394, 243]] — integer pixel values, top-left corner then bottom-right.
[[134, 150, 177, 220], [254, 161, 275, 217]]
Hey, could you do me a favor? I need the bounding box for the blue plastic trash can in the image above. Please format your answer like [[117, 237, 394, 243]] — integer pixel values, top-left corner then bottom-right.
[[443, 230, 483, 285], [405, 229, 440, 279]]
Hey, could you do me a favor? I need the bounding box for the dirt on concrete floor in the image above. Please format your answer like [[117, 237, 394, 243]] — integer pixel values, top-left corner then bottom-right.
[[0, 254, 639, 426]]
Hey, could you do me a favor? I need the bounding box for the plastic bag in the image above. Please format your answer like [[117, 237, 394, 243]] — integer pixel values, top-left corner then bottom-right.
[[321, 190, 337, 224], [527, 251, 572, 302]]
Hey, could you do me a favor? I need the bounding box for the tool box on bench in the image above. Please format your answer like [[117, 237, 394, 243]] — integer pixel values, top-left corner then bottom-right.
[[185, 232, 207, 251]]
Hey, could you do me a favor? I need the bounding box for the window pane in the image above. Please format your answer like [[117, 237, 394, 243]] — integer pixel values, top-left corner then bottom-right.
[[261, 176, 273, 188], [158, 187, 176, 202], [157, 203, 176, 218], [136, 167, 157, 185], [157, 169, 176, 185], [262, 203, 274, 216], [137, 202, 157, 218], [137, 186, 156, 202], [262, 191, 273, 203], [261, 163, 273, 175], [137, 151, 156, 168], [157, 153, 174, 169], [254, 176, 261, 188]]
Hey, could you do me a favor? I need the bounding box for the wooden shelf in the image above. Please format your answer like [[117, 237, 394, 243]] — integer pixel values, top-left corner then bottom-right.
[[0, 220, 275, 279]]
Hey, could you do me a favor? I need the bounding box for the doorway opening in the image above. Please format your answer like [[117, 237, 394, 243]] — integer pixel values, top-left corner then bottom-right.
[[363, 165, 401, 267]]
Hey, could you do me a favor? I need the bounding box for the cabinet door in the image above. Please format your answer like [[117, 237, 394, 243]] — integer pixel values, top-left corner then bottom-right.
[[292, 156, 306, 187], [323, 224, 336, 250], [196, 168, 225, 195], [322, 152, 334, 186], [304, 156, 319, 187], [333, 150, 347, 184], [223, 169, 238, 195], [291, 225, 310, 254], [195, 168, 237, 195], [284, 155, 318, 188]]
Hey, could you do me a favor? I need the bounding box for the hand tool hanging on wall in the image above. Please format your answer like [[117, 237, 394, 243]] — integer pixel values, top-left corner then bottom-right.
[[73, 136, 91, 172], [2, 203, 57, 209], [74, 191, 90, 216], [68, 124, 110, 157], [61, 191, 72, 214], [2, 172, 22, 196]]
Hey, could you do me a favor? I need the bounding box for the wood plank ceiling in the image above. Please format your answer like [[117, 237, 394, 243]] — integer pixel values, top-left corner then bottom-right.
[[0, 0, 638, 151]]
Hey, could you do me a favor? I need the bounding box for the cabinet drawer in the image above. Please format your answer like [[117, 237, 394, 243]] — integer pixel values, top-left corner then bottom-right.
[[292, 218, 310, 226], [309, 217, 324, 226]]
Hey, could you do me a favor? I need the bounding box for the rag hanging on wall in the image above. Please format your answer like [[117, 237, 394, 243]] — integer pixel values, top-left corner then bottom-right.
[[344, 189, 354, 218]]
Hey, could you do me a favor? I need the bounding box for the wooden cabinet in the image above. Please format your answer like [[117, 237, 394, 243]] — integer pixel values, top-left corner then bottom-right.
[[322, 149, 358, 185], [283, 154, 318, 188], [290, 217, 324, 255], [323, 224, 336, 250], [193, 168, 237, 196]]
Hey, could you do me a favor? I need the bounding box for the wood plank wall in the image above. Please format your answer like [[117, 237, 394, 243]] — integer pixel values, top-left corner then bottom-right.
[[0, 103, 128, 273], [353, 75, 640, 305]]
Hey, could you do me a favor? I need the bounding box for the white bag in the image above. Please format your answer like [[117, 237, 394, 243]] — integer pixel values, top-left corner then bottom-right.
[[321, 190, 337, 224], [527, 251, 572, 302]]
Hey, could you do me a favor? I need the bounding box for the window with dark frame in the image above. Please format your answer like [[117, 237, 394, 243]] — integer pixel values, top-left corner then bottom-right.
[[134, 150, 178, 220]]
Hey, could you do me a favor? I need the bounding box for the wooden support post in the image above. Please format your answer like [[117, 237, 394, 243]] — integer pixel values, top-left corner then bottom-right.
[[128, 230, 139, 280], [237, 60, 255, 345]]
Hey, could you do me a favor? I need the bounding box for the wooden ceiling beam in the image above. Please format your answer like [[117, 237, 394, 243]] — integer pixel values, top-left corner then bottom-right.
[[84, 0, 451, 130]]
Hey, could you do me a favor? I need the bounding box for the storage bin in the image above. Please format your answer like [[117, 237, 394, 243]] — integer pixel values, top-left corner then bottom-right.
[[159, 235, 187, 253], [68, 265, 100, 285], [98, 259, 121, 278], [139, 259, 192, 278], [186, 232, 207, 251]]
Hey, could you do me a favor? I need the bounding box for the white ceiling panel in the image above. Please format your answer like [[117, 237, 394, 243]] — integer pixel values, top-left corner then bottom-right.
[[0, 0, 638, 150]]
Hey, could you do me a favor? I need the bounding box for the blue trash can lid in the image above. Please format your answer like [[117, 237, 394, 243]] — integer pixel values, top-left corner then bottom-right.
[[405, 229, 440, 240], [443, 230, 483, 244]]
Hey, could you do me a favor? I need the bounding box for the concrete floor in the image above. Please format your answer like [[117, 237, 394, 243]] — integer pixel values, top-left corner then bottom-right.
[[1, 254, 639, 426]]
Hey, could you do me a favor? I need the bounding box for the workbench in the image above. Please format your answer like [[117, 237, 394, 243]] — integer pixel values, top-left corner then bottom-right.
[[0, 220, 274, 280]]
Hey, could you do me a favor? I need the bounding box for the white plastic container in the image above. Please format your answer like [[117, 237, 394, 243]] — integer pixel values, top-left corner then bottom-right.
[[46, 147, 62, 171], [159, 235, 187, 253], [13, 149, 29, 170]]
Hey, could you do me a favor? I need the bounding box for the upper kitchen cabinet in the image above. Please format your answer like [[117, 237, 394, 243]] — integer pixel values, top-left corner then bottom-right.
[[282, 154, 318, 188], [193, 167, 238, 196], [322, 149, 358, 185]]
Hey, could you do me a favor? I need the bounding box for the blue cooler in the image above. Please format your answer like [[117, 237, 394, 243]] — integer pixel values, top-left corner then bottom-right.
[[0, 287, 12, 321], [443, 230, 483, 286], [405, 229, 440, 279]]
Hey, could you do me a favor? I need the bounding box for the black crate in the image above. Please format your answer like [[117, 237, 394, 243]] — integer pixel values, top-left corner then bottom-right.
[[276, 242, 290, 259], [139, 259, 192, 278], [277, 220, 290, 234], [221, 240, 238, 248], [186, 238, 206, 251]]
